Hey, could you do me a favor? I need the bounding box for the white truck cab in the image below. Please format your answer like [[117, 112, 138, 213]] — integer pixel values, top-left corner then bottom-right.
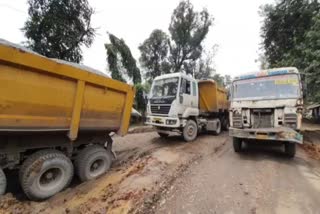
[[146, 72, 228, 141], [229, 67, 304, 157]]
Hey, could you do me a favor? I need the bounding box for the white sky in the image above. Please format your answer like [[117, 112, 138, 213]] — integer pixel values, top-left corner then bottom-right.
[[0, 0, 274, 78]]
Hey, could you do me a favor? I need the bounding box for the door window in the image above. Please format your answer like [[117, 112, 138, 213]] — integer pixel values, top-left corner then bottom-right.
[[180, 78, 191, 95], [192, 81, 197, 96]]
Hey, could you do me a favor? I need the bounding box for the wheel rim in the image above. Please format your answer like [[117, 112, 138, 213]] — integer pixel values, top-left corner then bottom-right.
[[38, 167, 64, 191], [187, 124, 196, 138], [89, 158, 106, 177]]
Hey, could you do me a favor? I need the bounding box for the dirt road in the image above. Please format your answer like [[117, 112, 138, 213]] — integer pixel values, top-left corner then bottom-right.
[[156, 140, 320, 214], [0, 130, 320, 213]]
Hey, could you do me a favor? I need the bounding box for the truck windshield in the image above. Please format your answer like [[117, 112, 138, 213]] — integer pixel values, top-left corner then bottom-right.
[[232, 74, 301, 100], [151, 77, 179, 98]]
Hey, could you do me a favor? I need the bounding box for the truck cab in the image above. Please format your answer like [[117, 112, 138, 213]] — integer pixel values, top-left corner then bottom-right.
[[229, 67, 304, 157], [146, 72, 228, 141]]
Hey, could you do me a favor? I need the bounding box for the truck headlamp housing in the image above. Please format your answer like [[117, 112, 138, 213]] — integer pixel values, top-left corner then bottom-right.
[[166, 119, 177, 125]]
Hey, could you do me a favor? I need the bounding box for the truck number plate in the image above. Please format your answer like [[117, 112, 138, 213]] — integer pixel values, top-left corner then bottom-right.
[[256, 134, 268, 140], [153, 118, 162, 123]]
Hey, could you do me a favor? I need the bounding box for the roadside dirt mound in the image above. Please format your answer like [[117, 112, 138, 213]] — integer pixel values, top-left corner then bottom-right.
[[128, 126, 155, 134], [301, 130, 320, 160]]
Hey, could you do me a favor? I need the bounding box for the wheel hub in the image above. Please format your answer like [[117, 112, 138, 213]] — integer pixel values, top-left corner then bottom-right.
[[45, 172, 53, 180], [90, 159, 104, 173], [188, 126, 194, 136], [39, 168, 63, 188]]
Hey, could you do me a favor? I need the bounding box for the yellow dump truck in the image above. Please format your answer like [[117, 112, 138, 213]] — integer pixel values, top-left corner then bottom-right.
[[0, 39, 135, 200], [146, 72, 228, 141]]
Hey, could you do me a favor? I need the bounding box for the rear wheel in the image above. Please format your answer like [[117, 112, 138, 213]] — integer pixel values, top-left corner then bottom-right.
[[0, 168, 6, 195], [285, 142, 296, 158], [19, 150, 73, 201], [222, 117, 229, 131], [233, 137, 242, 152], [158, 132, 169, 138], [183, 120, 198, 142], [76, 145, 112, 182]]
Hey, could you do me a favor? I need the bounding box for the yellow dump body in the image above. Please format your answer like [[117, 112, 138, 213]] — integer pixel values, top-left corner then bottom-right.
[[0, 40, 135, 140], [198, 80, 228, 113]]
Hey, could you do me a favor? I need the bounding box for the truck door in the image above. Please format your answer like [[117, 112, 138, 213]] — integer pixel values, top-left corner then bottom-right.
[[180, 78, 193, 108], [191, 81, 198, 108]]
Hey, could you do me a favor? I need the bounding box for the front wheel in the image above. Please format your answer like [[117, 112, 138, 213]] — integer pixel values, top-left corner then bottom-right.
[[222, 117, 229, 131], [285, 142, 296, 158], [233, 137, 242, 153], [182, 120, 198, 142]]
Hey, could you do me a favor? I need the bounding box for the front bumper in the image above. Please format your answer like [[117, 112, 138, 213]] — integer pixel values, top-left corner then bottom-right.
[[229, 127, 303, 144], [145, 116, 181, 128]]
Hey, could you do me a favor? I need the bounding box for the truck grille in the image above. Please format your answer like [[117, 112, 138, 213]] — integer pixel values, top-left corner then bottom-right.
[[151, 105, 171, 115], [284, 113, 297, 128], [233, 113, 242, 128], [252, 113, 273, 128]]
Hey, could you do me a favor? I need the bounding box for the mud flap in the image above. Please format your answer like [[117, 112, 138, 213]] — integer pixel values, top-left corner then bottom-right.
[[105, 134, 117, 160]]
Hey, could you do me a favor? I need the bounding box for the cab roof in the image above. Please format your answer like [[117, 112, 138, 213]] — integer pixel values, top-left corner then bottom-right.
[[154, 72, 194, 81], [234, 67, 299, 81]]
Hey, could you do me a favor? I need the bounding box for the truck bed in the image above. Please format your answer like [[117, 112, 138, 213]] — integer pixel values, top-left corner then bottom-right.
[[0, 39, 135, 140]]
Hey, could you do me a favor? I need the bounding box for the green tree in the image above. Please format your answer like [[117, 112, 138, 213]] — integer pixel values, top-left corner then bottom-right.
[[105, 33, 144, 111], [194, 46, 217, 79], [261, 0, 320, 102], [105, 43, 125, 82], [223, 75, 232, 89], [303, 14, 320, 102], [105, 33, 142, 84], [139, 29, 171, 82], [22, 0, 95, 63], [261, 0, 320, 68], [168, 0, 213, 73]]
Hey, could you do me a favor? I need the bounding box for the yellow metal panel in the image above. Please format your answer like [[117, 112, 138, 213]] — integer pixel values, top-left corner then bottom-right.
[[81, 83, 126, 131], [0, 42, 136, 138], [198, 80, 228, 113], [118, 87, 135, 136], [0, 64, 76, 129], [68, 80, 85, 140], [0, 45, 132, 93]]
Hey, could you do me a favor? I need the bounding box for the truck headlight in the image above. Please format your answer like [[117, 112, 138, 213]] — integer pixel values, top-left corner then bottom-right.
[[166, 119, 177, 125]]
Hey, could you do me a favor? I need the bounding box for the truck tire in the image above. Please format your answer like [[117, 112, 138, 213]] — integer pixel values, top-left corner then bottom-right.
[[75, 145, 112, 182], [0, 168, 6, 195], [19, 150, 73, 201], [222, 117, 229, 131], [183, 120, 198, 142], [158, 132, 169, 138], [213, 119, 222, 135], [285, 142, 296, 158], [233, 137, 242, 152]]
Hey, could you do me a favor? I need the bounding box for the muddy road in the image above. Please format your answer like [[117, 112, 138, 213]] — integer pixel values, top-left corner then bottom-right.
[[0, 130, 320, 213]]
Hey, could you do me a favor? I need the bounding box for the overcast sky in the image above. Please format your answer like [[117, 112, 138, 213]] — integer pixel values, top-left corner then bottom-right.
[[0, 0, 274, 78]]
